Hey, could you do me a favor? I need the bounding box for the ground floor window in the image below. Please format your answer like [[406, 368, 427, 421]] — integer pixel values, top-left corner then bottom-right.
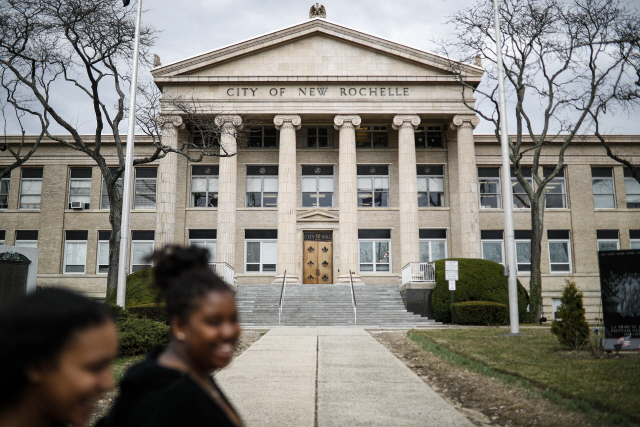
[[97, 231, 111, 274], [481, 230, 504, 265], [419, 229, 447, 262], [64, 230, 88, 274], [547, 230, 572, 273], [597, 229, 620, 251], [358, 229, 391, 273], [0, 230, 4, 245], [130, 231, 154, 273], [515, 230, 532, 273], [631, 230, 640, 249], [15, 230, 38, 248], [552, 298, 562, 320], [189, 229, 217, 265], [245, 229, 277, 273]]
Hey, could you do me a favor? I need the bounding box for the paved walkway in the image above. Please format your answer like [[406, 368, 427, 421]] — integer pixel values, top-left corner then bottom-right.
[[215, 328, 474, 427]]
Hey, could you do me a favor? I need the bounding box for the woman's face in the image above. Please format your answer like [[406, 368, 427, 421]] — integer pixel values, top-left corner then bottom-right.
[[29, 320, 119, 426], [178, 291, 241, 372]]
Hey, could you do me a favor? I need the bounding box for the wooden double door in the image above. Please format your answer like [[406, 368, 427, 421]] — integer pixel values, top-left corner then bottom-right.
[[303, 231, 333, 284]]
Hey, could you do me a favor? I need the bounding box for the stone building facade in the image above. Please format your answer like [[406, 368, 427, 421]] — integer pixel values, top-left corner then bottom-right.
[[1, 18, 639, 319]]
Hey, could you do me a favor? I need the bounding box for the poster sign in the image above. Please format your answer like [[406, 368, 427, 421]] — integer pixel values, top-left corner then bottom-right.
[[445, 270, 459, 281], [448, 280, 456, 291], [597, 250, 640, 338], [445, 261, 458, 271]]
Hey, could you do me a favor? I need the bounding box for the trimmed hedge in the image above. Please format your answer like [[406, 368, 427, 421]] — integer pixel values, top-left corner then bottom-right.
[[454, 301, 508, 325], [432, 258, 529, 323], [129, 303, 168, 323], [106, 267, 160, 308], [117, 316, 168, 356]]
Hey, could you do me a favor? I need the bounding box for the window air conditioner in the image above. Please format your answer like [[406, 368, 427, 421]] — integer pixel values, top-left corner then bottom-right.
[[70, 201, 83, 209]]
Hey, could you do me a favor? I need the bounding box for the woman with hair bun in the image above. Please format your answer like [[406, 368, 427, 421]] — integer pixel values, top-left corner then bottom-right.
[[0, 288, 118, 427], [99, 245, 243, 427]]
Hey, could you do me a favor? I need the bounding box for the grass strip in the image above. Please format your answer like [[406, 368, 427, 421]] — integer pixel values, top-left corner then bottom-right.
[[407, 331, 635, 427]]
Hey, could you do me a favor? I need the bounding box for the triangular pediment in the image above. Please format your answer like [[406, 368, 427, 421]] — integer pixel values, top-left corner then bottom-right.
[[152, 19, 482, 82], [297, 209, 339, 222]]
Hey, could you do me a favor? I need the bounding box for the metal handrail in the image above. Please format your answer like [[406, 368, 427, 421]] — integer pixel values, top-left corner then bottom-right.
[[349, 270, 357, 324], [278, 270, 287, 324]]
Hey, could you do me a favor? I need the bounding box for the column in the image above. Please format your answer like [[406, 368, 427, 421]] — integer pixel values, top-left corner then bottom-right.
[[393, 115, 421, 267], [214, 115, 243, 267], [334, 115, 363, 284], [155, 115, 184, 248], [451, 115, 481, 258], [273, 115, 301, 284]]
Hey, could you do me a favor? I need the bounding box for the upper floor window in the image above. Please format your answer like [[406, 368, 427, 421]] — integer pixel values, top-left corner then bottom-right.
[[547, 230, 572, 273], [247, 126, 278, 148], [515, 230, 532, 272], [478, 167, 501, 209], [481, 230, 504, 265], [1, 170, 10, 209], [544, 167, 567, 209], [15, 230, 38, 248], [302, 126, 334, 148], [68, 168, 92, 210], [358, 229, 391, 273], [63, 230, 88, 274], [97, 231, 110, 274], [19, 168, 43, 209], [592, 167, 616, 209], [597, 229, 619, 251], [190, 127, 219, 149], [301, 165, 334, 207], [417, 165, 445, 207], [188, 229, 217, 267], [357, 165, 389, 207], [414, 125, 443, 148], [624, 168, 640, 208], [419, 229, 447, 262], [191, 165, 219, 208], [101, 168, 123, 210], [630, 230, 640, 249], [511, 167, 532, 209], [130, 230, 154, 272], [246, 166, 278, 208], [134, 168, 157, 210], [245, 229, 277, 273], [356, 125, 388, 148]]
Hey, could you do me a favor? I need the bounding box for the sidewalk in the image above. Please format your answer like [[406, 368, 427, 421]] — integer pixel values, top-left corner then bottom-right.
[[215, 328, 474, 427]]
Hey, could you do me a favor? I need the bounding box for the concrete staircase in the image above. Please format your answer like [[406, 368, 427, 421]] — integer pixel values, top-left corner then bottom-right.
[[235, 283, 440, 327]]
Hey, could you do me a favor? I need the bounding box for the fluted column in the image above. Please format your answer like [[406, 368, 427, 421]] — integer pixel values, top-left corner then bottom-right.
[[155, 115, 184, 248], [393, 115, 421, 267], [334, 115, 363, 284], [451, 115, 481, 258], [273, 115, 301, 284], [215, 115, 243, 267]]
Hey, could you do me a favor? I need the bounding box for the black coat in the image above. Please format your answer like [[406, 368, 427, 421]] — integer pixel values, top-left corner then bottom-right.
[[97, 350, 240, 427]]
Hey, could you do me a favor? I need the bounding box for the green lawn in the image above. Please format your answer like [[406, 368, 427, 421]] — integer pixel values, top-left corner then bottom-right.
[[409, 329, 640, 422], [112, 355, 144, 383]]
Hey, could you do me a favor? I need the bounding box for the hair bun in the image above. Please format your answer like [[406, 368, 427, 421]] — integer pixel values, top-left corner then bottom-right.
[[149, 245, 210, 292]]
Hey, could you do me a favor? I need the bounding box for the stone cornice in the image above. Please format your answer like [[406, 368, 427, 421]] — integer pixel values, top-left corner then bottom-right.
[[153, 75, 470, 84]]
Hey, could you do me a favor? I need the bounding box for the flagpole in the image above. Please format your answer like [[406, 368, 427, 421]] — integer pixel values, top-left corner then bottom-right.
[[116, 0, 143, 308], [493, 0, 520, 334]]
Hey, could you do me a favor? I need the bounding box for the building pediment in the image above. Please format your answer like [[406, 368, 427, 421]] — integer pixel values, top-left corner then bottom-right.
[[297, 209, 339, 222]]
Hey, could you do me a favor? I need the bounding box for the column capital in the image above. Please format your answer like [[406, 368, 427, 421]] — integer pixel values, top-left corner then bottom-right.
[[451, 115, 480, 130], [392, 114, 421, 130], [157, 115, 184, 130], [274, 114, 301, 130], [333, 114, 361, 130], [214, 114, 243, 130]]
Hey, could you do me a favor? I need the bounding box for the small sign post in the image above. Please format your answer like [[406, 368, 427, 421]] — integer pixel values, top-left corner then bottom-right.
[[445, 261, 459, 325]]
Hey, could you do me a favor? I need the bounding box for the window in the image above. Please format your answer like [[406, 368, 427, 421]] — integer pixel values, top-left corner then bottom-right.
[[478, 167, 501, 209], [100, 168, 123, 210], [301, 165, 334, 207], [356, 125, 388, 148], [419, 229, 447, 262], [188, 229, 217, 265], [302, 126, 334, 148], [357, 165, 389, 207], [552, 298, 562, 320], [245, 229, 277, 273], [624, 168, 640, 208], [547, 230, 572, 273], [64, 230, 88, 274], [0, 230, 5, 246], [133, 168, 157, 210], [19, 168, 43, 209], [190, 127, 219, 148], [544, 167, 567, 209], [417, 165, 445, 207], [630, 230, 640, 249], [15, 230, 38, 248], [515, 230, 532, 272], [1, 170, 10, 209], [358, 229, 391, 273], [68, 168, 92, 209], [592, 167, 616, 209], [597, 230, 619, 251], [414, 125, 443, 148], [481, 230, 504, 265], [247, 126, 278, 148], [511, 167, 532, 209], [191, 166, 219, 208], [96, 231, 111, 274], [246, 166, 278, 208], [130, 231, 154, 272]]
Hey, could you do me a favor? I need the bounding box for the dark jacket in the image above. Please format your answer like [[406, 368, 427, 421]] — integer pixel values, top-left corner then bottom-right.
[[97, 350, 240, 427]]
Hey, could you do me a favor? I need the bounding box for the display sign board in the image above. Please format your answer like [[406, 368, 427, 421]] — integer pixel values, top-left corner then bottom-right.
[[445, 270, 459, 281], [448, 280, 456, 291], [597, 250, 640, 338], [445, 261, 458, 271]]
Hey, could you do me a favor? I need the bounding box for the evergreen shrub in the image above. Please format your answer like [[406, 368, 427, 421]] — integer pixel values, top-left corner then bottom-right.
[[106, 267, 160, 308], [551, 280, 589, 349], [117, 316, 168, 356], [454, 301, 508, 325], [128, 303, 168, 323], [432, 258, 529, 323]]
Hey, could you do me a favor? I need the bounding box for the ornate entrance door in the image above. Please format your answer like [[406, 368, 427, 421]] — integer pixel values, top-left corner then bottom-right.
[[303, 231, 332, 284]]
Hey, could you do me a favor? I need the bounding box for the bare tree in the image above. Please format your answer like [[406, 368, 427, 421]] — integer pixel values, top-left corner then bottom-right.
[[0, 0, 240, 292], [442, 0, 640, 320]]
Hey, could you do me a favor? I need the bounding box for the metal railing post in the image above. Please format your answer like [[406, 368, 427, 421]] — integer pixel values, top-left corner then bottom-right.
[[349, 270, 357, 324], [278, 270, 287, 324]]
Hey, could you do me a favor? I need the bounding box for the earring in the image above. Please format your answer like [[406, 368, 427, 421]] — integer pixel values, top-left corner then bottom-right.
[[175, 332, 186, 341]]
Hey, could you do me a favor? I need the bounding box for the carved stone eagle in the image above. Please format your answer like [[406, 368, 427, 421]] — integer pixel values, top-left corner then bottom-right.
[[309, 3, 326, 19]]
